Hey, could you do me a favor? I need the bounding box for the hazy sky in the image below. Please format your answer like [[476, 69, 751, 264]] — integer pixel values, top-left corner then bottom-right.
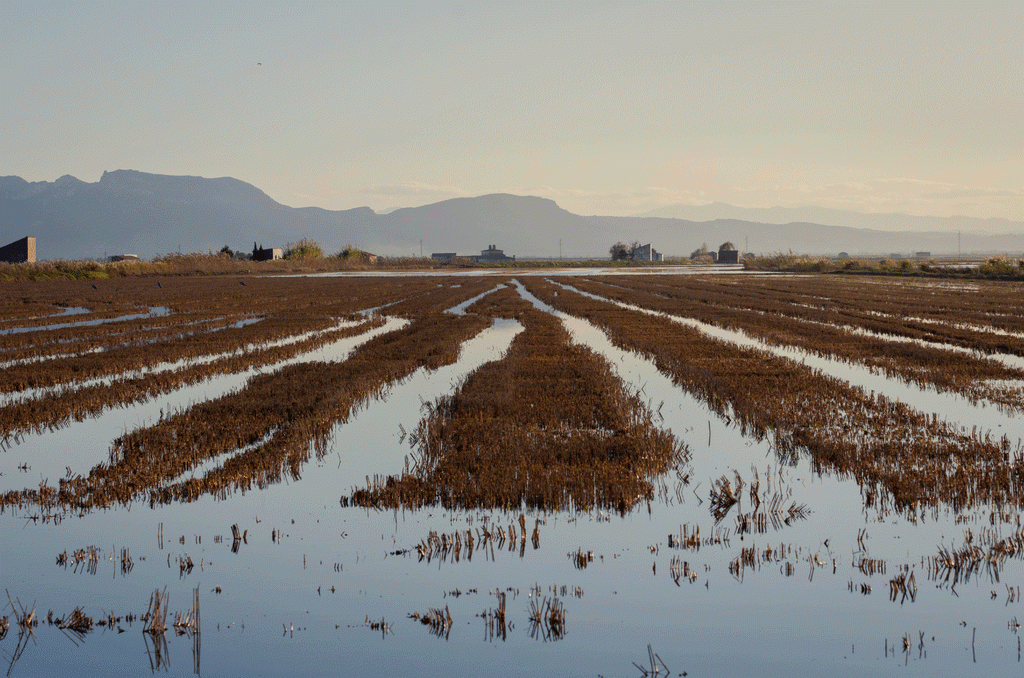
[[2, 1, 1022, 221]]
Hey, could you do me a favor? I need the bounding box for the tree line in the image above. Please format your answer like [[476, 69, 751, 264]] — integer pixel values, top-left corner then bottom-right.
[[609, 241, 736, 261]]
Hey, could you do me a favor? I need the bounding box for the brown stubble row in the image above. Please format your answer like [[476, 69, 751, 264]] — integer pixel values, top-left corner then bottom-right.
[[602, 273, 1024, 355], [565, 275, 1024, 410], [0, 316, 241, 365], [0, 274, 443, 323], [148, 311, 490, 506], [0, 316, 386, 443], [0, 277, 499, 437], [0, 278, 502, 512], [519, 277, 1021, 512], [0, 314, 342, 394], [0, 276, 494, 389], [349, 286, 689, 513], [645, 273, 1024, 336], [1, 310, 490, 510]]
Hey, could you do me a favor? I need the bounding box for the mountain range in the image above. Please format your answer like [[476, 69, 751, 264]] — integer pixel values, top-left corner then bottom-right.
[[637, 202, 1024, 234], [2, 170, 1022, 261]]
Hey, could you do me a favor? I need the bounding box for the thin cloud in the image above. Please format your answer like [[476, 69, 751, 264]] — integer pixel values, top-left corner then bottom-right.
[[922, 188, 1024, 199], [361, 182, 466, 198]]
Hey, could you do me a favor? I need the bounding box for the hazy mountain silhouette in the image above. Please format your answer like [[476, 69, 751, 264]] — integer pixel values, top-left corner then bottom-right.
[[638, 202, 1024, 235], [385, 194, 585, 258], [2, 171, 1022, 260]]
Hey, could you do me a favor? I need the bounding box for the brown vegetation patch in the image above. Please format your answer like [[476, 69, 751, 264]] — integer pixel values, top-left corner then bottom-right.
[[521, 277, 1023, 511], [350, 294, 688, 512], [0, 277, 506, 512], [562, 274, 1024, 409]]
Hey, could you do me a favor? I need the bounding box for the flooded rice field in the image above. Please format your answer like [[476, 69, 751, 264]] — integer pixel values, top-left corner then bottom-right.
[[2, 272, 1024, 676]]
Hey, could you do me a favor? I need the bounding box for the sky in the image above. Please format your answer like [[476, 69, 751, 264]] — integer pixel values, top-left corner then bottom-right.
[[2, 1, 1022, 222]]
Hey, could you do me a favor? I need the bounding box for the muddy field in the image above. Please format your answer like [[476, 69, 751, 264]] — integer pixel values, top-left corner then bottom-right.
[[2, 271, 1024, 676]]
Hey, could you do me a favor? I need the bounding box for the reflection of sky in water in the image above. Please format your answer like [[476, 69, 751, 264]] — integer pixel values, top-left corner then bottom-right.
[[12, 305, 91, 320], [2, 276, 1024, 676], [553, 280, 1024, 434], [445, 283, 507, 315], [0, 305, 171, 335], [0, 316, 264, 371], [0, 318, 407, 491], [294, 264, 751, 278], [836, 322, 1024, 372], [0, 318, 360, 407], [184, 315, 524, 493]]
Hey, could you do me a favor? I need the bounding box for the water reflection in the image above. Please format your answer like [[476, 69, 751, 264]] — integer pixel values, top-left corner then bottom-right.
[[551, 279, 1024, 431], [5, 274, 1024, 677], [0, 318, 407, 491], [0, 306, 171, 335]]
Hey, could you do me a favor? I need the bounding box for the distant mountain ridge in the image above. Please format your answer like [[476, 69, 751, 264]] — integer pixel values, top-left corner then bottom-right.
[[638, 202, 1024, 235], [1, 170, 1022, 261]]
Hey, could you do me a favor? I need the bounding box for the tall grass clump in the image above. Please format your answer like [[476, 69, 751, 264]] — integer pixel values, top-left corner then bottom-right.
[[284, 239, 324, 260], [978, 256, 1023, 278], [742, 253, 840, 272]]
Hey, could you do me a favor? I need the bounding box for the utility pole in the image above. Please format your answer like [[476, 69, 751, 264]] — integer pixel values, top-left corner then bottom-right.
[[559, 239, 562, 260], [420, 239, 423, 258], [958, 231, 961, 259]]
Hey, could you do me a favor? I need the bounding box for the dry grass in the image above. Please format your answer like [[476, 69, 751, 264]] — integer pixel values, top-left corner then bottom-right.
[[522, 276, 1024, 511], [350, 288, 688, 513]]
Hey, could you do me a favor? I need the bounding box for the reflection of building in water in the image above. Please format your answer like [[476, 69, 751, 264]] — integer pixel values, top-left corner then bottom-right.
[[0, 236, 36, 263]]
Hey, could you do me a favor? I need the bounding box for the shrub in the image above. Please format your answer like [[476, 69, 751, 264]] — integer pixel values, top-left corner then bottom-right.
[[979, 256, 1016, 277], [284, 239, 324, 260], [337, 245, 360, 260]]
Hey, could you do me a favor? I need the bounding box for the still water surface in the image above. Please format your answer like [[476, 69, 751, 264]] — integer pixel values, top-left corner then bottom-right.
[[2, 273, 1022, 677]]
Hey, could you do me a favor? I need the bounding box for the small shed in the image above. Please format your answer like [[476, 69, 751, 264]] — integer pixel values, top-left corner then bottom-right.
[[718, 249, 740, 264], [252, 243, 283, 261]]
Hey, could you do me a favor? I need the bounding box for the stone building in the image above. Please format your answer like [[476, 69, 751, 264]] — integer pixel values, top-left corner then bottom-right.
[[252, 243, 283, 261], [0, 236, 36, 263], [433, 245, 515, 263], [477, 244, 514, 262], [631, 243, 663, 262]]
